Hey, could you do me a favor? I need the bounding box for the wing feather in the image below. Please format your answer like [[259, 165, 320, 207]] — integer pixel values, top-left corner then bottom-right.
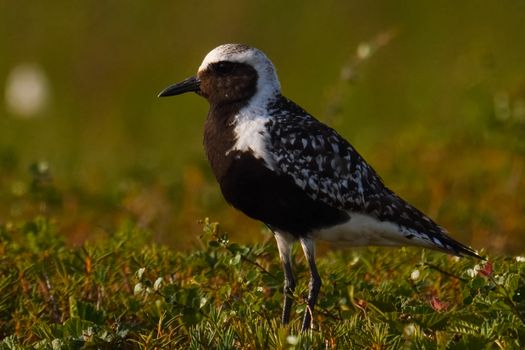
[[265, 96, 383, 211], [264, 95, 480, 258]]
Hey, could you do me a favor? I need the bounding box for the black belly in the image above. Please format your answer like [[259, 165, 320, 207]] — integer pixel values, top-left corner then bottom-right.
[[217, 152, 349, 236]]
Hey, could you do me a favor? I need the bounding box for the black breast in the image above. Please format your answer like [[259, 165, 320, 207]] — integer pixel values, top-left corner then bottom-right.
[[203, 103, 238, 182], [203, 103, 348, 236], [218, 151, 349, 236]]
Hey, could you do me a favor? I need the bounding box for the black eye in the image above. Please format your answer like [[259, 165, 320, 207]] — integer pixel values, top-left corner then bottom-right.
[[211, 61, 237, 75]]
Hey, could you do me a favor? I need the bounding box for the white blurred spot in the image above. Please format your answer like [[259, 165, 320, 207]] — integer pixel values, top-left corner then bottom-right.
[[5, 63, 50, 118], [515, 256, 525, 263], [357, 43, 371, 59], [286, 335, 299, 345], [349, 256, 360, 266], [403, 323, 416, 338], [36, 161, 49, 174], [410, 269, 420, 281]]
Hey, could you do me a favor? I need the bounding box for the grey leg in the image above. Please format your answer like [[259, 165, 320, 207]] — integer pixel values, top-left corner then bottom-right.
[[274, 232, 296, 325], [299, 238, 321, 332]]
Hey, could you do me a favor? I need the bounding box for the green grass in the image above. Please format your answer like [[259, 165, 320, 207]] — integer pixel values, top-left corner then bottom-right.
[[1, 217, 524, 349]]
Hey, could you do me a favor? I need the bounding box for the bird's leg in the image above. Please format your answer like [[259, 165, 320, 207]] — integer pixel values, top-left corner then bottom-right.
[[281, 253, 295, 324], [274, 232, 296, 325], [299, 238, 321, 332]]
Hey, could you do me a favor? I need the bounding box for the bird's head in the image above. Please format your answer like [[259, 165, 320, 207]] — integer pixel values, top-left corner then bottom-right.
[[159, 44, 281, 106]]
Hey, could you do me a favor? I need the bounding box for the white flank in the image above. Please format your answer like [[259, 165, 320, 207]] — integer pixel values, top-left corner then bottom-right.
[[312, 212, 433, 248]]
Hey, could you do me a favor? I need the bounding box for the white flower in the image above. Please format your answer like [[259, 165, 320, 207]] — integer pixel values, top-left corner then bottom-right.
[[515, 256, 525, 263], [466, 264, 481, 278], [82, 327, 95, 341], [287, 335, 299, 345], [51, 339, 64, 350], [404, 323, 416, 338], [495, 275, 505, 284], [134, 283, 144, 295], [136, 267, 146, 279], [200, 297, 208, 308], [153, 277, 163, 291], [410, 269, 420, 281]]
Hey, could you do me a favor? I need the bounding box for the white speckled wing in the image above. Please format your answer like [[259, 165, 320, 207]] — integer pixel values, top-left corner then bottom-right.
[[262, 95, 478, 256], [264, 95, 383, 210]]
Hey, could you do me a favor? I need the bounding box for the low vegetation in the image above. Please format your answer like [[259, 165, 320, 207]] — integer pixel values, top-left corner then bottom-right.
[[1, 217, 524, 349]]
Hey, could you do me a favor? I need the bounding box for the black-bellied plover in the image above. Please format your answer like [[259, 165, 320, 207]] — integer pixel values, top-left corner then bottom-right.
[[159, 44, 481, 331]]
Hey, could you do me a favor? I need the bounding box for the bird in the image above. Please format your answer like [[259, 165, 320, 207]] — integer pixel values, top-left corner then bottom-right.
[[158, 43, 481, 332]]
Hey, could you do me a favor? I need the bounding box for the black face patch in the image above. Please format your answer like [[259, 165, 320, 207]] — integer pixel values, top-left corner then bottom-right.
[[209, 61, 238, 75], [198, 61, 258, 105]]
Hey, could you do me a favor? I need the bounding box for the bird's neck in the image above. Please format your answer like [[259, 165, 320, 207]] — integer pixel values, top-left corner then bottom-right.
[[203, 102, 244, 182], [203, 93, 282, 181]]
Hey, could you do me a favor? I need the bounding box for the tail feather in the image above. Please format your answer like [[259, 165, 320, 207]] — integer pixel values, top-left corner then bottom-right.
[[429, 230, 483, 259], [368, 190, 483, 259]]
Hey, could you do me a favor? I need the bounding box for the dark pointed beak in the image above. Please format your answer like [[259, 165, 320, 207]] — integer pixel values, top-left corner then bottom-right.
[[158, 76, 201, 97]]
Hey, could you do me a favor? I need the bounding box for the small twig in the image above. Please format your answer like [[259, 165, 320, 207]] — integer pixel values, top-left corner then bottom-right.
[[240, 255, 277, 280], [423, 263, 467, 282], [289, 292, 342, 322]]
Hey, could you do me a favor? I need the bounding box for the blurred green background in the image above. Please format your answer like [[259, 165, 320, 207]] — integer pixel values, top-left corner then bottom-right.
[[1, 1, 524, 253]]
